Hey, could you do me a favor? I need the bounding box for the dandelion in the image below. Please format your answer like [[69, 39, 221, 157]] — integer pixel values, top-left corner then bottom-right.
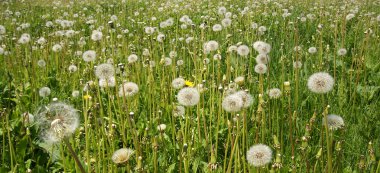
[[83, 50, 96, 62], [253, 41, 271, 54], [35, 102, 79, 143], [68, 65, 78, 73], [222, 94, 243, 112], [128, 54, 138, 64], [228, 45, 237, 52], [255, 54, 270, 64], [39, 87, 51, 98], [221, 18, 232, 27], [0, 25, 6, 34], [22, 112, 34, 125], [237, 45, 250, 56], [234, 76, 245, 85], [254, 64, 267, 74], [72, 90, 80, 98], [235, 90, 253, 108], [162, 57, 172, 66], [246, 144, 273, 167], [346, 13, 355, 21], [157, 124, 167, 132], [112, 148, 134, 165], [99, 77, 116, 88], [307, 72, 334, 94], [177, 87, 200, 107], [172, 77, 186, 89], [324, 114, 344, 130], [185, 80, 194, 87], [177, 60, 184, 66], [204, 40, 219, 54], [91, 30, 103, 41], [37, 59, 46, 67], [268, 88, 282, 99], [52, 44, 62, 52], [95, 63, 115, 79], [119, 82, 139, 97], [173, 105, 185, 117], [337, 48, 347, 56], [212, 24, 223, 31], [18, 33, 31, 44], [308, 47, 317, 54], [293, 61, 302, 69]]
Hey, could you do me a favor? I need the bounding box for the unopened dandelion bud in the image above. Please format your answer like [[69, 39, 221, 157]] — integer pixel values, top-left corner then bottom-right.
[[273, 135, 280, 149], [284, 81, 291, 91], [335, 141, 341, 151], [316, 148, 322, 159]]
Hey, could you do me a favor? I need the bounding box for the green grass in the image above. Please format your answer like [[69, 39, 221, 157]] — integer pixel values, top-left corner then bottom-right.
[[0, 0, 379, 172]]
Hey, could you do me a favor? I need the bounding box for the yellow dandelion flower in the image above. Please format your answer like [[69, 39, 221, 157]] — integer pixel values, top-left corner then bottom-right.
[[83, 94, 92, 100], [185, 80, 194, 87]]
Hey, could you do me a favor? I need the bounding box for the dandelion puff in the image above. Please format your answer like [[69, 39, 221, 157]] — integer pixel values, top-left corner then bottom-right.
[[337, 48, 347, 56], [172, 77, 186, 89], [246, 144, 273, 167], [204, 40, 219, 54], [308, 47, 317, 54], [157, 124, 167, 132], [83, 50, 96, 62], [35, 102, 80, 144], [119, 82, 139, 97], [253, 41, 271, 54], [307, 72, 334, 94], [91, 30, 103, 41], [112, 148, 134, 165], [267, 88, 282, 99], [212, 24, 223, 31], [222, 94, 243, 112], [128, 54, 138, 63], [37, 59, 46, 68], [324, 114, 344, 130], [39, 87, 51, 98], [254, 64, 267, 74], [173, 105, 185, 117], [72, 90, 80, 98], [68, 65, 78, 73], [99, 77, 116, 88], [177, 87, 200, 107], [237, 45, 250, 56], [293, 61, 302, 69], [235, 90, 253, 108], [255, 54, 270, 64], [95, 63, 115, 79], [234, 76, 245, 85]]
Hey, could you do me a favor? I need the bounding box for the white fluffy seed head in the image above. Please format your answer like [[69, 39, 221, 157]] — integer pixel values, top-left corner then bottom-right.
[[254, 64, 267, 74], [36, 102, 79, 144], [307, 72, 334, 94], [324, 114, 344, 130], [99, 77, 116, 88], [255, 54, 270, 64], [267, 88, 282, 99], [172, 77, 186, 89], [119, 82, 139, 97], [95, 63, 115, 79], [112, 148, 134, 165], [222, 94, 243, 112], [246, 144, 273, 167], [237, 45, 250, 56], [83, 50, 96, 62], [253, 41, 271, 54], [173, 105, 185, 117], [39, 87, 51, 98], [235, 90, 253, 108], [177, 87, 200, 107]]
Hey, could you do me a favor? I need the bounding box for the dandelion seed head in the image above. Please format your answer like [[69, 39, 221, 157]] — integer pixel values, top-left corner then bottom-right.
[[119, 82, 139, 97], [177, 87, 200, 107], [307, 72, 334, 94], [112, 148, 134, 165], [222, 94, 243, 112], [237, 45, 250, 56], [247, 144, 273, 167], [39, 87, 51, 98], [83, 50, 96, 62], [268, 88, 282, 99], [255, 54, 270, 64], [324, 114, 344, 130], [172, 77, 186, 89], [254, 64, 267, 74], [235, 90, 253, 108], [95, 63, 115, 79]]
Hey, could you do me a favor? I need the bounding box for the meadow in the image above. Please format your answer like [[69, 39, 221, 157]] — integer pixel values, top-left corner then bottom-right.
[[0, 0, 379, 172]]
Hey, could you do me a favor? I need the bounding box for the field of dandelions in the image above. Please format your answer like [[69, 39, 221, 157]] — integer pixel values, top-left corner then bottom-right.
[[0, 0, 379, 172]]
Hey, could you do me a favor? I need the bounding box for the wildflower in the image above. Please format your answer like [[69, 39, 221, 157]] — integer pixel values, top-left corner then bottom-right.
[[324, 114, 344, 130], [222, 94, 243, 112], [337, 48, 347, 56], [119, 82, 139, 97], [177, 87, 200, 107], [235, 90, 253, 108], [83, 50, 96, 62], [308, 47, 317, 54], [37, 59, 46, 67], [68, 65, 78, 73], [128, 54, 138, 64], [221, 18, 232, 27], [71, 90, 80, 98], [204, 40, 219, 54], [307, 72, 334, 94], [246, 144, 273, 167], [83, 94, 92, 100], [18, 33, 31, 44], [237, 45, 250, 56], [185, 80, 194, 87], [212, 24, 223, 31], [99, 77, 116, 88], [91, 30, 103, 41], [35, 102, 80, 143], [39, 87, 51, 98], [172, 78, 186, 89], [254, 64, 267, 74], [95, 63, 115, 79], [0, 25, 5, 34], [234, 76, 245, 85], [173, 105, 185, 117], [52, 44, 62, 52], [293, 61, 302, 69], [112, 148, 134, 165], [267, 88, 282, 99], [253, 41, 271, 54], [255, 54, 270, 64], [157, 124, 167, 132]]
